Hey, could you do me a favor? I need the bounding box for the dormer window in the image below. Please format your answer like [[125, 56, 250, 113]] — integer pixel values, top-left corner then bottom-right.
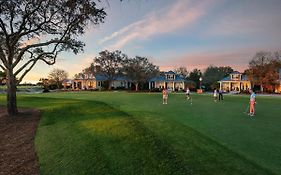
[[166, 74, 175, 80], [230, 73, 241, 81]]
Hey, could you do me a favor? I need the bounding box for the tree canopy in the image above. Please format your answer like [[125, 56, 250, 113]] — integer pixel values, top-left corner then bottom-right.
[[174, 67, 189, 79], [123, 56, 159, 91], [48, 68, 68, 89], [188, 69, 202, 89], [246, 51, 281, 92], [0, 0, 107, 115], [93, 50, 127, 90], [203, 66, 233, 90]]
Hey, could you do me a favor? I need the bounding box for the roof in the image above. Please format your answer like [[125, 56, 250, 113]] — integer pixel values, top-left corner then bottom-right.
[[150, 74, 186, 82], [75, 74, 129, 81], [230, 71, 241, 74], [164, 71, 176, 75], [219, 74, 249, 82]]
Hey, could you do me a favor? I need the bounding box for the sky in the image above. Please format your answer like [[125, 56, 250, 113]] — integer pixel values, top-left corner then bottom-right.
[[23, 0, 281, 83]]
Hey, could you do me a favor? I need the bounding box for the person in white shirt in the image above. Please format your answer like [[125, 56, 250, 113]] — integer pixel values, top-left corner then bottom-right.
[[213, 88, 218, 102], [185, 87, 190, 100], [249, 89, 256, 116]]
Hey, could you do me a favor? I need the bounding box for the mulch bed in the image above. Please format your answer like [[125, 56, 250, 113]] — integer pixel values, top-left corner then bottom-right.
[[0, 107, 40, 175]]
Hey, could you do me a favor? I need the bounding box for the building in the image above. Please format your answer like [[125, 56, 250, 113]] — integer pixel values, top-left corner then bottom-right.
[[218, 71, 251, 92], [71, 74, 131, 90], [275, 68, 281, 93], [148, 71, 186, 91]]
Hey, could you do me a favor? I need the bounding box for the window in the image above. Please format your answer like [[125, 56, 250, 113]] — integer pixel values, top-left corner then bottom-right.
[[231, 74, 241, 80], [166, 74, 174, 80]]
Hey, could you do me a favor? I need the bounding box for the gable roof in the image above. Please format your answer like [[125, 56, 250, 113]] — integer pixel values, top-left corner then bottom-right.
[[164, 71, 176, 75], [230, 71, 241, 74], [150, 72, 186, 82], [219, 74, 249, 82]]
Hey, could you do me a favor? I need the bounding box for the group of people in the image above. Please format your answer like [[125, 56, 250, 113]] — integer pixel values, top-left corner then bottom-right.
[[162, 87, 257, 117], [213, 88, 224, 102]]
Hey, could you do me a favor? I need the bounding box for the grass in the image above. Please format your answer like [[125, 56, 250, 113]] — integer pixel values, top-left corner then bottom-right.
[[0, 92, 280, 174]]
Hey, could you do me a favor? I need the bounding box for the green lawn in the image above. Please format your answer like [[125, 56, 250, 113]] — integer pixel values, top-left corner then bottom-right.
[[0, 92, 280, 175]]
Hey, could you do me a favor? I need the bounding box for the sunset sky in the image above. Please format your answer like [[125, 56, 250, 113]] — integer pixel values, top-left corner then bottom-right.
[[24, 0, 281, 83]]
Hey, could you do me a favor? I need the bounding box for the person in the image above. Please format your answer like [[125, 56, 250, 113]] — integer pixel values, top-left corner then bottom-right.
[[213, 88, 218, 102], [219, 89, 223, 100], [249, 89, 256, 116], [162, 88, 168, 104], [185, 87, 190, 100]]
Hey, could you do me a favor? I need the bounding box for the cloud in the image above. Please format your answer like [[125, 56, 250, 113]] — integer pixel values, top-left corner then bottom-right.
[[206, 2, 281, 38], [157, 48, 260, 72], [100, 0, 215, 50]]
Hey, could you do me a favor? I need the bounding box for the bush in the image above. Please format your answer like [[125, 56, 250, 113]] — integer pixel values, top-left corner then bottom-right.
[[150, 88, 161, 92]]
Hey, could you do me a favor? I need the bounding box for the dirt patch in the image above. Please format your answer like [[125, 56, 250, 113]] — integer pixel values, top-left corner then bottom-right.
[[0, 107, 40, 175]]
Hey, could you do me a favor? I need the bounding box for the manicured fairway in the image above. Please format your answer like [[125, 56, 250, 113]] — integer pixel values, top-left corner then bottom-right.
[[0, 92, 280, 175]]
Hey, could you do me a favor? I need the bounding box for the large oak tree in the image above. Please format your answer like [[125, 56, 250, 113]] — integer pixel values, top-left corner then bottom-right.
[[48, 68, 68, 89], [0, 0, 107, 115], [93, 50, 127, 90], [246, 51, 281, 92], [123, 56, 159, 91]]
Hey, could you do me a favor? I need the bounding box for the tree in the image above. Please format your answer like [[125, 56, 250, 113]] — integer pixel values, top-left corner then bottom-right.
[[48, 68, 68, 89], [246, 51, 281, 92], [188, 69, 202, 89], [93, 50, 127, 90], [123, 56, 159, 91], [0, 70, 5, 85], [0, 0, 107, 115], [174, 67, 189, 79], [203, 66, 233, 90]]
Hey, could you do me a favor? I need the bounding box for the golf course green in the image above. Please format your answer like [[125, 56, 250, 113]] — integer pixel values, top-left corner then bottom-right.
[[0, 92, 280, 175]]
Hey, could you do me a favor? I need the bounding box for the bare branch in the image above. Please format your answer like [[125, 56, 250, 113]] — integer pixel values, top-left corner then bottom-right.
[[17, 0, 45, 35], [13, 39, 67, 68], [14, 58, 35, 76], [0, 63, 5, 71], [0, 47, 8, 68], [17, 59, 37, 84], [0, 18, 8, 36]]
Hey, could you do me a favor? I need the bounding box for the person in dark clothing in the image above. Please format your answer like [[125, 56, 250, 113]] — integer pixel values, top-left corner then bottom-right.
[[219, 89, 223, 100]]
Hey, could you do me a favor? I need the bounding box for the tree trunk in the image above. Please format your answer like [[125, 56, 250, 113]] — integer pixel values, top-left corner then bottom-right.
[[108, 80, 112, 90], [6, 69, 18, 116], [135, 83, 139, 91]]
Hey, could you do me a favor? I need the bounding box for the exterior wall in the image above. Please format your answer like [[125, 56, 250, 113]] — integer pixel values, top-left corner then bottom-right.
[[155, 81, 165, 89], [220, 81, 251, 92], [174, 82, 184, 90], [275, 83, 281, 93], [153, 81, 184, 90], [72, 79, 129, 90], [72, 79, 97, 90], [111, 81, 128, 88]]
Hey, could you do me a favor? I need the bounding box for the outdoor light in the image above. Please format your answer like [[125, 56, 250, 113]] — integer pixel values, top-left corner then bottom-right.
[[199, 77, 203, 89]]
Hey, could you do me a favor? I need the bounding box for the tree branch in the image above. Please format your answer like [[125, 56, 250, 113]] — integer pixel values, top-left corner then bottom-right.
[[0, 63, 5, 71], [16, 59, 37, 84], [0, 47, 8, 68], [13, 39, 67, 68]]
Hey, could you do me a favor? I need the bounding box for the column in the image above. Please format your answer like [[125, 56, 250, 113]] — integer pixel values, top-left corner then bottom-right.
[[149, 81, 151, 90], [72, 81, 75, 89], [173, 82, 175, 91], [219, 82, 222, 90], [229, 82, 231, 91]]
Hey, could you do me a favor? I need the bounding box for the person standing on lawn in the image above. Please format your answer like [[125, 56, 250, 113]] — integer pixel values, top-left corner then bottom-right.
[[219, 89, 223, 100], [213, 88, 218, 102], [249, 89, 256, 116], [162, 88, 168, 104], [186, 87, 190, 100]]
